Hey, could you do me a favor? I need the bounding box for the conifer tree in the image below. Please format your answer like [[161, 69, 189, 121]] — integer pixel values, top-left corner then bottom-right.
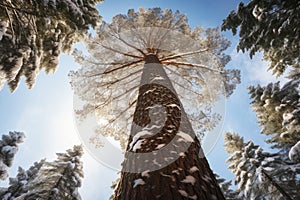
[[222, 0, 300, 76], [224, 132, 299, 199], [0, 131, 25, 180], [0, 0, 102, 91], [248, 77, 300, 152], [24, 145, 84, 199], [0, 159, 45, 199], [70, 8, 241, 200], [0, 145, 84, 200]]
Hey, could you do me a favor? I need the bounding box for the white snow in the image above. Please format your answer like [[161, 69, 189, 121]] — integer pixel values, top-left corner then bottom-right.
[[155, 144, 165, 150], [153, 159, 161, 166], [189, 195, 197, 200], [132, 139, 145, 152], [141, 170, 150, 177], [177, 131, 194, 143], [151, 76, 165, 81], [133, 178, 145, 188], [143, 88, 157, 95], [181, 175, 196, 185], [143, 125, 162, 131], [179, 152, 185, 157], [129, 131, 152, 150], [289, 141, 300, 162], [167, 104, 181, 110], [189, 166, 199, 173], [178, 190, 188, 197]]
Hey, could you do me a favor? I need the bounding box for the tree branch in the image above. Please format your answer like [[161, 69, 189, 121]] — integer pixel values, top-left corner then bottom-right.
[[162, 61, 220, 73]]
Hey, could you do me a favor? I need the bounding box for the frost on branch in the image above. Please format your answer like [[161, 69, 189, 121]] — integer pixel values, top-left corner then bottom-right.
[[0, 131, 25, 180], [70, 8, 240, 150], [289, 141, 300, 163]]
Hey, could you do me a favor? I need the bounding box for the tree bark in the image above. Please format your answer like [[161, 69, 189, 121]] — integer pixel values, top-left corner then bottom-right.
[[113, 54, 225, 200]]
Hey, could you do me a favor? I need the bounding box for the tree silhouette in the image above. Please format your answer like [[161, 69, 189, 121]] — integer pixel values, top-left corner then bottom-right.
[[70, 8, 240, 200]]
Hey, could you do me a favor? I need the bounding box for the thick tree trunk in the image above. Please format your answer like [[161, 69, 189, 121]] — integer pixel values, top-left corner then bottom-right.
[[113, 54, 225, 200]]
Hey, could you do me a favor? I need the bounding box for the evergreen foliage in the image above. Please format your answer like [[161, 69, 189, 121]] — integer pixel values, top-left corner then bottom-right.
[[0, 0, 102, 91]]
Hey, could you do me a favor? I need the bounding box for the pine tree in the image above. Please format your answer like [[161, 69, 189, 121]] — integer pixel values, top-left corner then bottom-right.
[[0, 159, 45, 199], [215, 174, 241, 200], [222, 0, 300, 76], [70, 8, 241, 199], [23, 145, 84, 199], [0, 131, 25, 180], [0, 0, 102, 91], [0, 145, 84, 199], [248, 77, 300, 152], [224, 132, 298, 199]]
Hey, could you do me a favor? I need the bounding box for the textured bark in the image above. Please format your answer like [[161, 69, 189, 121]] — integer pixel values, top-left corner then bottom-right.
[[113, 54, 225, 200]]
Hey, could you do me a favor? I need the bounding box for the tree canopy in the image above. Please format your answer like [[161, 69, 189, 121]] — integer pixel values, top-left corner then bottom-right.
[[70, 8, 240, 150], [0, 0, 102, 91]]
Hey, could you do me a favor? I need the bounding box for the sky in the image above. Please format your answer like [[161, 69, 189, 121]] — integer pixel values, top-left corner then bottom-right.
[[0, 0, 288, 199]]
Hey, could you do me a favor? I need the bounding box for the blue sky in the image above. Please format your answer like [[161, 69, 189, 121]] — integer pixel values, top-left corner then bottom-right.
[[0, 0, 288, 199]]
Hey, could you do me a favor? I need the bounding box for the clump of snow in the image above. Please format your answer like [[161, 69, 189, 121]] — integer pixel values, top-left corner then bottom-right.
[[289, 141, 300, 162], [189, 166, 199, 173], [177, 131, 194, 143], [178, 190, 188, 197], [181, 175, 196, 185], [129, 131, 152, 150], [133, 178, 145, 188], [155, 144, 165, 150], [179, 152, 185, 157], [141, 170, 150, 177], [132, 139, 145, 152], [167, 104, 181, 110]]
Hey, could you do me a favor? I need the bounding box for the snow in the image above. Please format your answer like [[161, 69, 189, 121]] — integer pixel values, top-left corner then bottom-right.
[[167, 104, 181, 110], [143, 125, 162, 131], [143, 88, 157, 95], [189, 166, 199, 173], [189, 195, 197, 200], [150, 76, 165, 81], [129, 131, 152, 150], [133, 178, 145, 188], [177, 131, 194, 143], [155, 144, 165, 150], [178, 190, 188, 197], [52, 188, 59, 194], [132, 139, 145, 152], [289, 141, 300, 162], [141, 170, 150, 177], [181, 175, 196, 185], [179, 152, 185, 157], [2, 146, 18, 155]]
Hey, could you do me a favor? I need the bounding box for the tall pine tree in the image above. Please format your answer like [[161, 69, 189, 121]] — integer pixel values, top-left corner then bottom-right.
[[70, 8, 241, 200]]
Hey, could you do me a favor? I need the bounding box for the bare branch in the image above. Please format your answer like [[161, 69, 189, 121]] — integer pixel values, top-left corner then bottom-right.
[[164, 65, 196, 87], [109, 27, 147, 57], [102, 59, 143, 75], [112, 85, 139, 102], [162, 61, 221, 73], [96, 40, 143, 59], [160, 49, 209, 62]]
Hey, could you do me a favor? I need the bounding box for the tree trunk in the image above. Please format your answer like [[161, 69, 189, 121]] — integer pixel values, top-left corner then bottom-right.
[[113, 54, 225, 200]]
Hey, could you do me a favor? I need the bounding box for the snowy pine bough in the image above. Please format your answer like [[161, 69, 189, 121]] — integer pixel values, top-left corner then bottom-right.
[[0, 0, 102, 91], [0, 131, 25, 180]]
